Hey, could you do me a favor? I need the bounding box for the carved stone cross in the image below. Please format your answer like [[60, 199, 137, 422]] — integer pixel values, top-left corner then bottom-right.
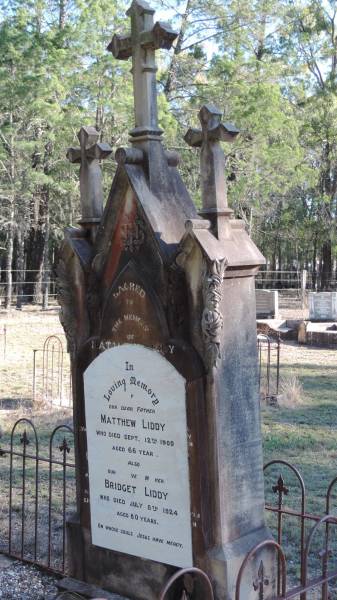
[[108, 0, 177, 139], [67, 126, 112, 225], [185, 104, 239, 239]]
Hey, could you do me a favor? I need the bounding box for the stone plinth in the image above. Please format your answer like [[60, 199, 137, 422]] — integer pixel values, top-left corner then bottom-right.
[[306, 321, 337, 347]]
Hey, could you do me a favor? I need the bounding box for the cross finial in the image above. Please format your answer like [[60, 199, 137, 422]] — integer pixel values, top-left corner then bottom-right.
[[185, 104, 239, 239], [108, 0, 177, 141], [66, 126, 112, 226]]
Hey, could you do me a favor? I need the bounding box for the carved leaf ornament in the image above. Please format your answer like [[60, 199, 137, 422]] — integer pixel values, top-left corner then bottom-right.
[[201, 258, 226, 369], [56, 258, 77, 356]]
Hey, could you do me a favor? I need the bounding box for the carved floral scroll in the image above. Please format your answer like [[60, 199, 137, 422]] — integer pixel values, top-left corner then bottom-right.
[[201, 258, 227, 369]]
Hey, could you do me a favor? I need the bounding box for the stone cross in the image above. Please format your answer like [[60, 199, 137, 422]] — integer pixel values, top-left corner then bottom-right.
[[67, 126, 112, 225], [107, 0, 177, 139], [184, 104, 239, 238]]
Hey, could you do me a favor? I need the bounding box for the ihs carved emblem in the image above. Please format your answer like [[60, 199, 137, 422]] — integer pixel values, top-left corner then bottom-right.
[[121, 215, 145, 253]]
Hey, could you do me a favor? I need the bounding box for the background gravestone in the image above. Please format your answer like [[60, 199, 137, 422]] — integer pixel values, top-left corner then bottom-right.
[[308, 291, 337, 321], [256, 289, 279, 319], [58, 1, 273, 599]]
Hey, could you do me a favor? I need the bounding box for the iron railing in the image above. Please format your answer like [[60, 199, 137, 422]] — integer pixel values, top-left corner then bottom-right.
[[0, 418, 75, 574], [159, 568, 214, 600], [257, 334, 281, 403], [1, 421, 336, 598], [236, 460, 337, 600], [32, 334, 72, 407]]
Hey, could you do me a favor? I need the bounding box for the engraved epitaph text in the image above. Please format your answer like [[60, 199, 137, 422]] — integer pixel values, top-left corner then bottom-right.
[[84, 344, 193, 567]]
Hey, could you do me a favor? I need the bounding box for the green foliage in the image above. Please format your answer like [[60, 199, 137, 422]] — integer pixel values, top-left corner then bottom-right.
[[1, 0, 337, 288]]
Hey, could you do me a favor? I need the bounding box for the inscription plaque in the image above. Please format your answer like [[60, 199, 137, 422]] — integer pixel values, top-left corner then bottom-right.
[[309, 292, 337, 321], [84, 344, 193, 568]]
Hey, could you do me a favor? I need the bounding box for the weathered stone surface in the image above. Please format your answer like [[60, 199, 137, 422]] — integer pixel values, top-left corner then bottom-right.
[[306, 321, 337, 347], [67, 126, 112, 226], [256, 289, 279, 318], [57, 577, 128, 599], [184, 103, 239, 240], [308, 291, 337, 321], [57, 1, 273, 599]]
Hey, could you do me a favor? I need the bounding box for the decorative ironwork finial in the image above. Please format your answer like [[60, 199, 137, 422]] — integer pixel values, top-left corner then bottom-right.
[[272, 474, 289, 503], [20, 430, 30, 447], [253, 560, 270, 600], [59, 437, 71, 454]]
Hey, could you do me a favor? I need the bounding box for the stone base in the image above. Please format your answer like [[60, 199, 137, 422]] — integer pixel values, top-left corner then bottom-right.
[[67, 515, 274, 600], [67, 518, 176, 600], [306, 321, 337, 347], [66, 514, 85, 580], [207, 526, 276, 600]]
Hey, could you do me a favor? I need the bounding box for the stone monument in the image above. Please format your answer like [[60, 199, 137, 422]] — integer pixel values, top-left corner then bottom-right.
[[57, 1, 272, 598], [256, 290, 279, 319], [308, 291, 337, 321]]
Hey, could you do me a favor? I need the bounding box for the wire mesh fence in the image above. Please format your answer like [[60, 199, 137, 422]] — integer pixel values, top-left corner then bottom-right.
[[0, 270, 57, 309]]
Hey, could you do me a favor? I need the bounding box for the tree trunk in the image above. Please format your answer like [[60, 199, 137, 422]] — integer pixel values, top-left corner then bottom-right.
[[312, 232, 317, 290], [42, 194, 50, 310], [5, 111, 15, 310], [5, 200, 14, 309], [59, 0, 66, 30], [164, 0, 192, 97], [25, 214, 45, 302], [15, 222, 25, 309], [277, 242, 282, 288], [320, 239, 332, 290]]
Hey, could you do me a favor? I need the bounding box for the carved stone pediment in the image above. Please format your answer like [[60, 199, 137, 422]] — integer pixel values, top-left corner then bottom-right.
[[100, 259, 169, 347]]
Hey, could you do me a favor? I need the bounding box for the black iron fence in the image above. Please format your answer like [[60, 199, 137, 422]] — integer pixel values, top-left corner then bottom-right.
[[159, 568, 214, 600], [1, 421, 337, 599], [235, 460, 337, 600], [0, 418, 76, 574]]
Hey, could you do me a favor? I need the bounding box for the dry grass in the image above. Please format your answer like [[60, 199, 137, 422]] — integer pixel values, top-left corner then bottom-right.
[[0, 307, 75, 573], [0, 306, 71, 409], [1, 309, 337, 595], [278, 372, 304, 408], [262, 341, 337, 594]]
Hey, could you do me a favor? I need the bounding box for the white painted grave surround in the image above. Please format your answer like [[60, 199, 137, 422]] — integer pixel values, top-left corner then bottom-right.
[[84, 344, 193, 568], [308, 292, 337, 321]]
